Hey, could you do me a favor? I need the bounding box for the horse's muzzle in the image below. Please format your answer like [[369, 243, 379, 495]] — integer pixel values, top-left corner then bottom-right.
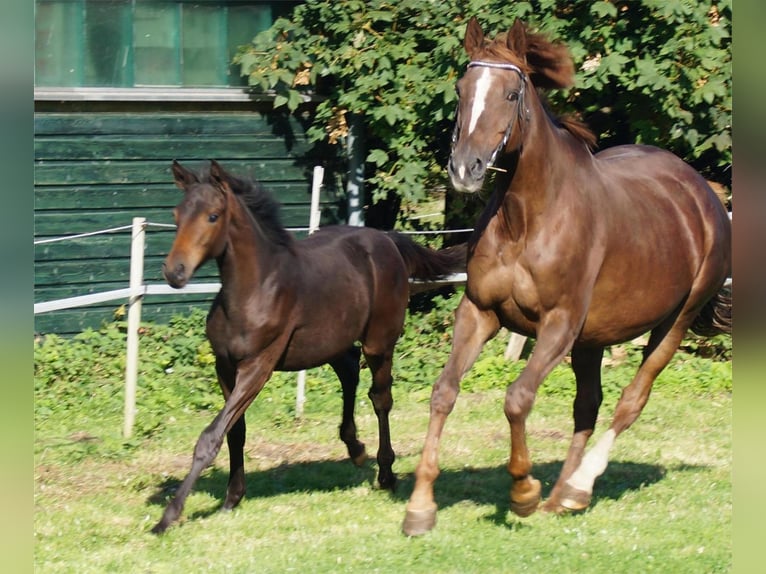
[[448, 155, 486, 193], [162, 261, 188, 289]]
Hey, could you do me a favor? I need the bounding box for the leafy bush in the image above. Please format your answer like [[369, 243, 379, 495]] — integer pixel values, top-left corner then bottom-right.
[[34, 288, 730, 459], [235, 0, 731, 216]]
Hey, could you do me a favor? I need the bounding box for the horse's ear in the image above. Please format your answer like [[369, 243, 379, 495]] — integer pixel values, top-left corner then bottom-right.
[[171, 160, 198, 190], [464, 16, 484, 56], [209, 160, 232, 195], [507, 18, 527, 61]]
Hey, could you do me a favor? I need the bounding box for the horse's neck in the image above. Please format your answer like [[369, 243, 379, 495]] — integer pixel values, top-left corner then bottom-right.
[[498, 96, 579, 234], [217, 198, 289, 296]]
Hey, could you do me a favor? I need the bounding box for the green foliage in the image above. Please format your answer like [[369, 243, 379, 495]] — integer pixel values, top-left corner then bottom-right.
[[235, 0, 731, 213], [34, 288, 730, 463]]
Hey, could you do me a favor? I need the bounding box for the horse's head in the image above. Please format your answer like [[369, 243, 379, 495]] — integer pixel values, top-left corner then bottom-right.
[[448, 17, 575, 193], [163, 160, 232, 288]]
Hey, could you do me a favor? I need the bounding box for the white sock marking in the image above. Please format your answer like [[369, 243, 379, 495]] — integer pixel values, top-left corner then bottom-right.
[[566, 429, 616, 493]]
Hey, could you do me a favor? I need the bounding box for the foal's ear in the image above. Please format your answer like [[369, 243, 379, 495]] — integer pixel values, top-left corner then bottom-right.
[[171, 160, 199, 190], [209, 160, 233, 195], [464, 16, 484, 55], [507, 18, 528, 61]]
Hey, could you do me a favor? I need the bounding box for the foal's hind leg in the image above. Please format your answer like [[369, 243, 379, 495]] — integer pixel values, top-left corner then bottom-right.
[[213, 360, 248, 511], [330, 346, 367, 466], [542, 346, 604, 513], [558, 316, 690, 511], [362, 349, 397, 489]]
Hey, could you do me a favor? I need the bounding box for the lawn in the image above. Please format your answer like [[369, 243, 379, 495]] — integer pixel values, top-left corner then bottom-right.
[[34, 297, 732, 573]]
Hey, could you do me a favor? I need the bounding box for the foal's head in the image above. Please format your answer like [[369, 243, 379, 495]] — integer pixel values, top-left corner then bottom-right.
[[163, 160, 235, 288], [448, 17, 579, 192]]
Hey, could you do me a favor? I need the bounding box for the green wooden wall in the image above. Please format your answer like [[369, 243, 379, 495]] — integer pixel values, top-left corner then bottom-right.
[[34, 109, 344, 335]]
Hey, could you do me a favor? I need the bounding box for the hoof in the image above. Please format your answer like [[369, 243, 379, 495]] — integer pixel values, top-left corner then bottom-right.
[[351, 448, 368, 467], [510, 476, 541, 518], [402, 506, 437, 536], [378, 471, 397, 491], [559, 484, 591, 512]]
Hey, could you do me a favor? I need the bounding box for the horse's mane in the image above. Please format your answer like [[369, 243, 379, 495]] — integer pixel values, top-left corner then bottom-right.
[[476, 24, 597, 150], [203, 167, 295, 249]]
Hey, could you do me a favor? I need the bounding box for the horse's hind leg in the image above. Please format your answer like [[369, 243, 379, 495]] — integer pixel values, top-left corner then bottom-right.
[[223, 415, 246, 510], [330, 346, 367, 466], [361, 348, 397, 490], [558, 315, 690, 511], [213, 360, 248, 511], [542, 346, 604, 513]]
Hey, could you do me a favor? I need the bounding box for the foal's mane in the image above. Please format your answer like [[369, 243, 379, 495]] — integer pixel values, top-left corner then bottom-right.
[[205, 167, 295, 249], [475, 23, 597, 150]]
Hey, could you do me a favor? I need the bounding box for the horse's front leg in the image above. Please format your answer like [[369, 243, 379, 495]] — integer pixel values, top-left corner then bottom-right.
[[505, 311, 580, 517], [402, 297, 499, 536], [151, 356, 274, 534]]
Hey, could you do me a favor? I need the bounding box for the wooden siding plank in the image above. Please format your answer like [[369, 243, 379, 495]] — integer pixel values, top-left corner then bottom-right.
[[35, 299, 218, 336], [34, 113, 305, 136], [34, 136, 312, 161], [33, 204, 321, 237], [33, 183, 324, 210], [34, 160, 322, 185]]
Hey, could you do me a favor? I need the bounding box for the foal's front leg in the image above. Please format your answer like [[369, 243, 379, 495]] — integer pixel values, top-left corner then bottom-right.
[[402, 297, 499, 536], [151, 357, 273, 534]]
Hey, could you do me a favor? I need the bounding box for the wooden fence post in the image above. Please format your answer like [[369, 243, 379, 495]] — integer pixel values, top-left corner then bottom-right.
[[124, 217, 146, 438], [295, 166, 324, 419]]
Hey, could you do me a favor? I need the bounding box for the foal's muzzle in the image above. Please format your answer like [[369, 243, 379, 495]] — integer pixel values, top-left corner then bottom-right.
[[162, 261, 188, 289]]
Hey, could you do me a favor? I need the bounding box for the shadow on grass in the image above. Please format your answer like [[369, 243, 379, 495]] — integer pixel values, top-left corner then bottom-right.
[[146, 454, 702, 528]]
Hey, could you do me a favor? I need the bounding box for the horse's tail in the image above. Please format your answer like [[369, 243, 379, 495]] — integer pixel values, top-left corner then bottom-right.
[[690, 286, 732, 337], [386, 232, 467, 281]]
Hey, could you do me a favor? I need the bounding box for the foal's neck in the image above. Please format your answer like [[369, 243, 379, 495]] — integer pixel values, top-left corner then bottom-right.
[[217, 195, 290, 292]]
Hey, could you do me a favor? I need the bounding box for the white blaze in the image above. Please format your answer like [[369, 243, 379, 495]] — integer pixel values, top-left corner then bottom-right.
[[467, 67, 494, 137]]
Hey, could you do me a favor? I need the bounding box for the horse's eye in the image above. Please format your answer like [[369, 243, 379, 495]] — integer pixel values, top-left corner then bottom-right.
[[507, 91, 520, 102], [208, 213, 219, 223]]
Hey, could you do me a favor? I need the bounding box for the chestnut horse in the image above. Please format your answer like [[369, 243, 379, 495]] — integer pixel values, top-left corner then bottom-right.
[[402, 18, 731, 535], [151, 160, 465, 533]]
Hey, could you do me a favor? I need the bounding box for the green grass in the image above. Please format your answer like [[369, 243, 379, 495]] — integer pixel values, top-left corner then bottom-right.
[[34, 295, 732, 573]]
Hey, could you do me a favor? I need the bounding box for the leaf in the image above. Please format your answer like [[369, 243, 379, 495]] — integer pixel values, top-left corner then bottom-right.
[[273, 94, 289, 109], [590, 1, 618, 18], [367, 148, 390, 167]]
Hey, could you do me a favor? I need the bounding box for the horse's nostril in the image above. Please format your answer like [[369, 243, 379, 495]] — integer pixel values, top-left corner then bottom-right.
[[470, 157, 485, 178]]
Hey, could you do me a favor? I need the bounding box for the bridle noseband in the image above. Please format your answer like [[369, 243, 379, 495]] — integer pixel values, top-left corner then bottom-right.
[[452, 61, 530, 168]]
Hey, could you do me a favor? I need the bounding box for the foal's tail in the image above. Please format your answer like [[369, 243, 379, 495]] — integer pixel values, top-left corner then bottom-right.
[[386, 232, 467, 282], [690, 286, 732, 336]]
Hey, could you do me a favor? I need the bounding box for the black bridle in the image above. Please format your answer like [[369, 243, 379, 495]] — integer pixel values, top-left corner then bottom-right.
[[451, 61, 530, 168]]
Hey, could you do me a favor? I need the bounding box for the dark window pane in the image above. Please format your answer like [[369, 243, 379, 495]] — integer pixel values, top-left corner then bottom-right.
[[182, 5, 225, 86], [134, 4, 180, 86], [84, 1, 133, 86], [227, 5, 273, 86], [35, 1, 84, 87]]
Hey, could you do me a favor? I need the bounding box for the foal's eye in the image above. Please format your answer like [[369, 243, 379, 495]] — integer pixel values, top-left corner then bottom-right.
[[208, 213, 219, 223]]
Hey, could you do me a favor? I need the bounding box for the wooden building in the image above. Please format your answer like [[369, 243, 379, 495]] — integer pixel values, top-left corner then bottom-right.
[[34, 1, 347, 335]]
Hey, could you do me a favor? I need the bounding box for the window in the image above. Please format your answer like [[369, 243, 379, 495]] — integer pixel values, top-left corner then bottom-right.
[[35, 1, 296, 88]]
